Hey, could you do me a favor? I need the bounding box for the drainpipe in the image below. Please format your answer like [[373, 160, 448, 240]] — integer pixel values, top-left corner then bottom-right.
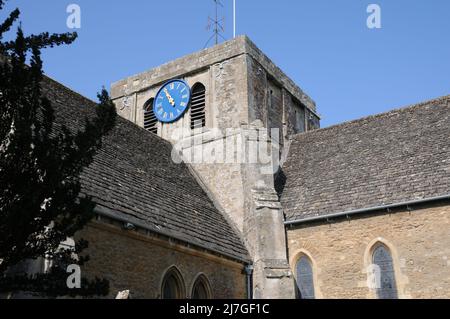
[[245, 264, 254, 300]]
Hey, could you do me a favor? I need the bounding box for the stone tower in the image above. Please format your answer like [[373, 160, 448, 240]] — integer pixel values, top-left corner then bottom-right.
[[111, 36, 320, 299]]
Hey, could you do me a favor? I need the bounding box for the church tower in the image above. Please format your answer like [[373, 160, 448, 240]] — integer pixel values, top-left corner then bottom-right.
[[111, 36, 320, 299]]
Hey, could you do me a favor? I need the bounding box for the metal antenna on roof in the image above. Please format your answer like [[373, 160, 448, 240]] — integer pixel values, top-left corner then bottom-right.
[[205, 0, 226, 48]]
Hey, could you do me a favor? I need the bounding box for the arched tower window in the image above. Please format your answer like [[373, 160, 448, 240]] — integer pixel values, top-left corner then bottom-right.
[[143, 98, 158, 134], [161, 267, 185, 299], [190, 83, 206, 130], [295, 255, 315, 299], [372, 244, 398, 299], [191, 274, 212, 299]]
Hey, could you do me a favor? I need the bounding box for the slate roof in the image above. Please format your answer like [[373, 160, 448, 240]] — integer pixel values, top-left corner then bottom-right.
[[40, 77, 249, 263], [281, 95, 450, 223]]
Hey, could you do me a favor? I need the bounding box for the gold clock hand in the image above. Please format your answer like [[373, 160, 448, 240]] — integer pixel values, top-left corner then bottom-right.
[[163, 88, 176, 106]]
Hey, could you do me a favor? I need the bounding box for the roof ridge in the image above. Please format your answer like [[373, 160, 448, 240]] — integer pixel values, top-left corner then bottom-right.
[[291, 94, 450, 140], [43, 73, 98, 106]]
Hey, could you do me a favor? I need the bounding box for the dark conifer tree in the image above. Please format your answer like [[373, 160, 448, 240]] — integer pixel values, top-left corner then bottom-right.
[[0, 0, 115, 297]]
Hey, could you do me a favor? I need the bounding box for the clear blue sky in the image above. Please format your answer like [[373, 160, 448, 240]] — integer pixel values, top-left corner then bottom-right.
[[2, 0, 449, 127]]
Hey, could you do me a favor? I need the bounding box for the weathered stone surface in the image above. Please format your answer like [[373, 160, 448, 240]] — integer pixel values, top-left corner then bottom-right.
[[111, 36, 316, 112], [110, 36, 319, 145]]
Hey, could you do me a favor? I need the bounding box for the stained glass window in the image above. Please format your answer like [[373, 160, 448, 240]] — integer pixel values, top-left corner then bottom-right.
[[372, 245, 398, 299], [296, 256, 315, 299]]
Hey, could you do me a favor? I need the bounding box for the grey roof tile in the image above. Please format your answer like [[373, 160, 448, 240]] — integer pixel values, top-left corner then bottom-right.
[[40, 77, 249, 263], [280, 95, 450, 222]]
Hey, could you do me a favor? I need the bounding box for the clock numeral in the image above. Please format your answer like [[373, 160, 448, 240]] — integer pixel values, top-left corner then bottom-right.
[[180, 102, 187, 107], [181, 87, 186, 93], [170, 113, 174, 119], [182, 94, 188, 99], [170, 83, 175, 90]]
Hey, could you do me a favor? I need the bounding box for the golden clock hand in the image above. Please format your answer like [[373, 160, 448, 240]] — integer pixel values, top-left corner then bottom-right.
[[163, 88, 176, 106]]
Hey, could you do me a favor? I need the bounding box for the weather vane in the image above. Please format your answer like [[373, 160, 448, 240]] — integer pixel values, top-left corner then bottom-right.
[[205, 0, 226, 48]]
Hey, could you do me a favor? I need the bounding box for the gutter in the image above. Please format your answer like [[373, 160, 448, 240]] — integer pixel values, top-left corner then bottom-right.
[[93, 205, 252, 265], [285, 194, 450, 227]]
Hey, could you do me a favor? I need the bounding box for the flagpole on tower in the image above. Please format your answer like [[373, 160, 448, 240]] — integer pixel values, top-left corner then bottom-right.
[[233, 0, 236, 38]]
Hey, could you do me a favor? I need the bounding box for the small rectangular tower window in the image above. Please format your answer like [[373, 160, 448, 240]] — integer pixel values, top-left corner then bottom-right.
[[190, 83, 206, 130], [144, 98, 158, 134], [294, 102, 306, 133], [307, 111, 320, 131]]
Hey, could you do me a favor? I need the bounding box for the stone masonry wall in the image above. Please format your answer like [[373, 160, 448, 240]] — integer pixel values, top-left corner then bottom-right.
[[211, 55, 249, 129], [246, 55, 268, 126], [108, 36, 320, 299], [77, 221, 247, 299], [109, 37, 320, 239], [287, 203, 450, 299]]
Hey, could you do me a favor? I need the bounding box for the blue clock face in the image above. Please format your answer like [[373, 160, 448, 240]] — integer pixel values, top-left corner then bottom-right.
[[153, 79, 191, 123]]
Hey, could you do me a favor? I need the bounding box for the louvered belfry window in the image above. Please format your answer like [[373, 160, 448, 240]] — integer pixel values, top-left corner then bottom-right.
[[190, 83, 206, 130], [143, 98, 158, 134]]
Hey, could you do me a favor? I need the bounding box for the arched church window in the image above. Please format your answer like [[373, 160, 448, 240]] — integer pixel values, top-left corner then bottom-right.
[[191, 274, 212, 299], [372, 244, 398, 299], [143, 98, 158, 134], [161, 267, 185, 299], [295, 255, 315, 299], [190, 83, 206, 130]]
